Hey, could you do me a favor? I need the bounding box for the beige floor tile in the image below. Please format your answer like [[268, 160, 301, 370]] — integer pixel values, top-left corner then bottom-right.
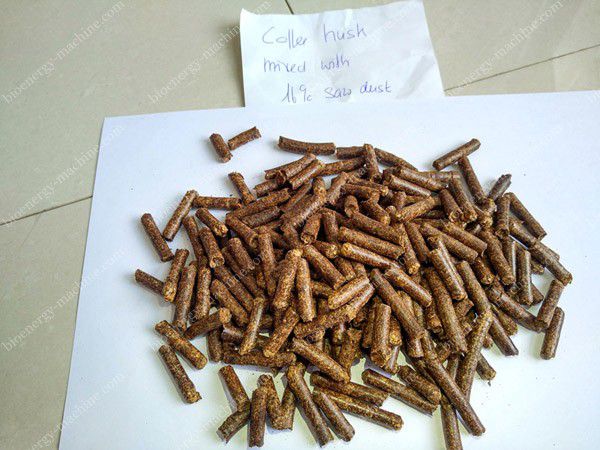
[[0, 199, 90, 450], [0, 0, 290, 224], [447, 44, 600, 95], [286, 0, 600, 89]]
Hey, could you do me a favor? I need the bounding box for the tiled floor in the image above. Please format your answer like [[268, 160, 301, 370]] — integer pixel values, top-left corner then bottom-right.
[[0, 1, 598, 448]]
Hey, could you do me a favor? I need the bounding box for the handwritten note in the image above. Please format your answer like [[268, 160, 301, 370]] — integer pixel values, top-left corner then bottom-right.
[[240, 1, 444, 106]]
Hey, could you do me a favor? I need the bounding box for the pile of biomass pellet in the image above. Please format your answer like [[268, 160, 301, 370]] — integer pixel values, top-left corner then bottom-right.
[[135, 131, 570, 449]]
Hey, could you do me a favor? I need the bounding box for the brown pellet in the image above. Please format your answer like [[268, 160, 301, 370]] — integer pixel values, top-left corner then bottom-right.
[[363, 143, 380, 180], [448, 176, 477, 223], [213, 265, 253, 312], [195, 207, 228, 237], [495, 194, 510, 238], [540, 307, 565, 359], [194, 195, 241, 210], [362, 369, 437, 415], [441, 222, 487, 255], [155, 320, 207, 369], [184, 308, 231, 339], [320, 157, 364, 176], [239, 297, 267, 355], [286, 363, 334, 446], [288, 159, 324, 190], [273, 249, 302, 310], [350, 212, 402, 245], [263, 307, 300, 357], [219, 365, 250, 409], [198, 227, 224, 268], [158, 345, 201, 403], [225, 215, 258, 249], [507, 192, 546, 238], [429, 248, 467, 301], [457, 156, 486, 204], [173, 262, 197, 332], [163, 248, 189, 302], [249, 386, 268, 447], [339, 226, 403, 260], [210, 133, 232, 162], [141, 213, 174, 262], [397, 364, 442, 405], [279, 136, 335, 156], [328, 275, 371, 310], [456, 311, 493, 398], [432, 139, 480, 171], [231, 189, 291, 218], [536, 279, 565, 330], [488, 174, 512, 201], [391, 195, 441, 223], [228, 126, 261, 150], [207, 328, 223, 362], [211, 279, 249, 326], [396, 167, 445, 191], [182, 216, 207, 265], [439, 189, 462, 223], [267, 154, 316, 181], [228, 172, 255, 205], [162, 190, 197, 241], [384, 171, 432, 197], [218, 407, 250, 442], [384, 265, 432, 308], [370, 303, 392, 367], [313, 390, 355, 441], [303, 244, 345, 289], [317, 387, 403, 430], [300, 212, 321, 244], [529, 241, 572, 285], [326, 172, 350, 205], [135, 269, 164, 296], [336, 328, 362, 375], [291, 338, 350, 382], [422, 339, 485, 436], [223, 345, 296, 368], [421, 223, 478, 263], [424, 268, 468, 353], [340, 242, 395, 269], [479, 230, 515, 285], [516, 246, 533, 306], [486, 281, 537, 330]]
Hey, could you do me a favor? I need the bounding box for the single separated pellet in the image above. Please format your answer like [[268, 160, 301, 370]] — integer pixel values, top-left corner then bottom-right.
[[155, 320, 207, 369], [384, 265, 432, 307], [313, 390, 355, 441], [162, 190, 197, 241], [488, 174, 512, 201], [141, 213, 173, 262], [316, 387, 403, 430], [135, 269, 164, 296], [291, 338, 350, 382], [432, 139, 480, 171], [362, 369, 437, 415], [422, 340, 485, 436], [249, 386, 268, 447], [540, 307, 565, 359], [286, 363, 333, 446], [158, 345, 201, 403], [278, 136, 335, 155], [195, 207, 228, 237], [219, 365, 250, 409], [210, 133, 232, 162], [163, 249, 189, 302], [228, 126, 261, 150], [536, 279, 565, 329], [456, 311, 493, 398], [529, 241, 572, 285], [239, 297, 267, 355], [457, 156, 486, 204]]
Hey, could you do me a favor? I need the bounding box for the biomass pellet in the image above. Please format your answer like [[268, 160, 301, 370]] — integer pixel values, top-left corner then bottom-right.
[[163, 248, 189, 302], [432, 139, 480, 171], [536, 279, 565, 330], [228, 126, 261, 150], [173, 261, 197, 332], [135, 269, 164, 296], [158, 345, 201, 403], [141, 213, 174, 261], [219, 365, 250, 409], [155, 320, 207, 369], [163, 190, 197, 241], [540, 307, 565, 359], [313, 390, 355, 441]]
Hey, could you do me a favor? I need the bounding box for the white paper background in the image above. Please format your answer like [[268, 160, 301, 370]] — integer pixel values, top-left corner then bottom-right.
[[60, 91, 600, 450], [240, 1, 444, 106]]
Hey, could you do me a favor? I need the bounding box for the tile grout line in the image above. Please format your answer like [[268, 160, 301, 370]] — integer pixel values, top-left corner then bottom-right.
[[445, 43, 600, 92], [0, 196, 92, 228]]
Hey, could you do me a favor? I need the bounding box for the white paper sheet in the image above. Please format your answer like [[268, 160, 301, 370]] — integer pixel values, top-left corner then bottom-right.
[[59, 91, 600, 450], [240, 1, 444, 106]]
